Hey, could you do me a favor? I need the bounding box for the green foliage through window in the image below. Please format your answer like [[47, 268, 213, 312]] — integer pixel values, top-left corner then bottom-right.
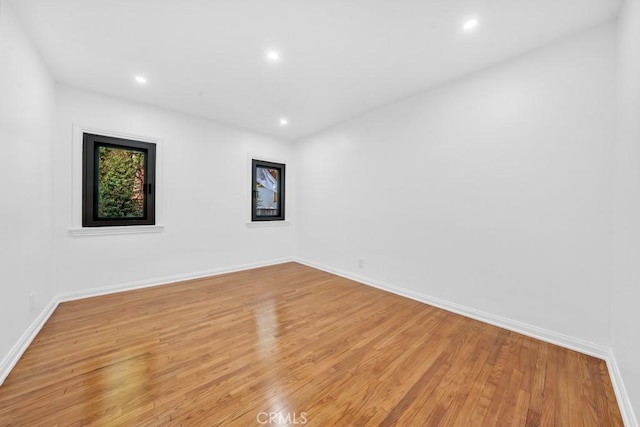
[[97, 146, 145, 218], [83, 133, 156, 227]]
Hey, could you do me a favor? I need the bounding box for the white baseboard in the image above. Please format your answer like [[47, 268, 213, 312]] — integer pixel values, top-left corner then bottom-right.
[[294, 258, 609, 357], [57, 257, 294, 303], [0, 257, 294, 386], [294, 257, 637, 426], [605, 349, 639, 427], [0, 297, 59, 386]]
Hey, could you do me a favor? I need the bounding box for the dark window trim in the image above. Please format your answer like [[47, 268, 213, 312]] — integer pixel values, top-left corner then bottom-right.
[[251, 159, 285, 221], [82, 133, 156, 227]]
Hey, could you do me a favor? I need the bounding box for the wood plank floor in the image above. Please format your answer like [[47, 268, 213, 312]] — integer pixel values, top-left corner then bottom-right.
[[0, 263, 622, 426]]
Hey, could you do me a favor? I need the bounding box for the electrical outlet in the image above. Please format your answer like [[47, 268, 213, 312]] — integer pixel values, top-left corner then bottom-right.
[[358, 258, 365, 268], [29, 293, 35, 312]]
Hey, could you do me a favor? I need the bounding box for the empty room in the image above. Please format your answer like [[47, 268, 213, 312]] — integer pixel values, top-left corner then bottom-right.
[[0, 0, 639, 425]]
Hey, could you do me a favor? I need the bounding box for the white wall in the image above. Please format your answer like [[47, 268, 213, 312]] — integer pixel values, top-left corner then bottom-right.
[[52, 85, 295, 295], [296, 24, 616, 346], [0, 0, 55, 366], [612, 0, 640, 420]]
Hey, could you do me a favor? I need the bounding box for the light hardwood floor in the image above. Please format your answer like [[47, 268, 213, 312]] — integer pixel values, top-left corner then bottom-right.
[[0, 263, 622, 426]]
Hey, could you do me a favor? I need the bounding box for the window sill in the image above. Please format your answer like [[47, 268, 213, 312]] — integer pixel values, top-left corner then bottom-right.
[[246, 221, 290, 228], [69, 225, 165, 237]]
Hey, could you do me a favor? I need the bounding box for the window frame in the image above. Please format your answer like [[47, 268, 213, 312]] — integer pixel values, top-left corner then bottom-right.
[[82, 133, 156, 227], [251, 158, 286, 222]]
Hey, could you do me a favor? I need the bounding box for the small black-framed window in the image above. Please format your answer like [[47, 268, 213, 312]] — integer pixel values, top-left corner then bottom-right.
[[82, 133, 156, 227], [252, 159, 285, 221]]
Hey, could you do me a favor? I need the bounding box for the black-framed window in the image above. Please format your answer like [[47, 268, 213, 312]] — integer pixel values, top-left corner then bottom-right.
[[252, 159, 285, 221], [82, 133, 156, 227]]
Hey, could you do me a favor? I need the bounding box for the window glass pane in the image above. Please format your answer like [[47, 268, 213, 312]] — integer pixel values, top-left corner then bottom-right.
[[255, 166, 279, 217], [97, 145, 146, 219], [251, 158, 284, 222]]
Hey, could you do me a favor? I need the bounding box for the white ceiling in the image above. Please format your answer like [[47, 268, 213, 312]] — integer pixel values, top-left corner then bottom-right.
[[11, 0, 620, 140]]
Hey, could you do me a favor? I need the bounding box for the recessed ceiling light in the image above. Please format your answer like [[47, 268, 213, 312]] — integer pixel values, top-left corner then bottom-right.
[[135, 75, 147, 84], [279, 118, 288, 126], [266, 50, 281, 63], [463, 18, 479, 31]]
